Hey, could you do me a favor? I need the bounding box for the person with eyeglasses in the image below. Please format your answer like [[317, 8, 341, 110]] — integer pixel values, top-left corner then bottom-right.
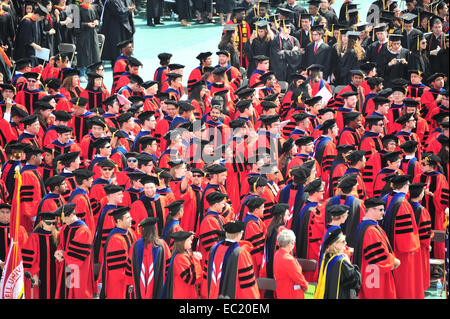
[[395, 111, 422, 158], [359, 115, 385, 161], [22, 211, 59, 299], [314, 227, 361, 299], [89, 137, 113, 178], [13, 72, 47, 115], [89, 159, 119, 220]]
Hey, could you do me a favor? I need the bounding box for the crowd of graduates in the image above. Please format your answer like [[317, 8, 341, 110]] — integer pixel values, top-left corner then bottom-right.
[[0, 0, 449, 300]]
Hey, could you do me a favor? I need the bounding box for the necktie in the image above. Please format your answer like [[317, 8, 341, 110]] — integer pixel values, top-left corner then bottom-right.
[[314, 43, 318, 55], [378, 42, 383, 53]]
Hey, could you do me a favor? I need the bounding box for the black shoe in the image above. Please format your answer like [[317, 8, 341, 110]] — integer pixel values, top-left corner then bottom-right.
[[147, 22, 155, 27]]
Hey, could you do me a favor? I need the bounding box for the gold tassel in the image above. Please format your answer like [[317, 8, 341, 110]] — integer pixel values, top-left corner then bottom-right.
[[274, 15, 279, 30], [401, 20, 404, 32], [428, 20, 430, 33], [417, 35, 420, 51], [298, 14, 301, 28]]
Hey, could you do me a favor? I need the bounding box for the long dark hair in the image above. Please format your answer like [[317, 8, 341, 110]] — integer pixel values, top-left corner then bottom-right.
[[267, 214, 285, 239], [142, 224, 163, 249]]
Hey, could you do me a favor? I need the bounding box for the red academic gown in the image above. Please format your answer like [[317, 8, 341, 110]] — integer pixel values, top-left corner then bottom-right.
[[69, 187, 96, 236], [414, 171, 449, 259], [101, 228, 136, 299], [204, 240, 260, 299], [128, 238, 171, 299], [22, 229, 58, 299], [14, 88, 47, 114], [381, 191, 424, 299], [410, 201, 433, 290], [243, 213, 267, 278], [55, 220, 95, 299], [353, 220, 397, 299], [129, 194, 167, 236], [164, 250, 203, 299]]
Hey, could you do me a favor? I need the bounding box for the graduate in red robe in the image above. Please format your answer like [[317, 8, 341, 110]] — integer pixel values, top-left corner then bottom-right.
[[260, 203, 290, 299], [160, 200, 184, 249], [161, 231, 203, 299], [409, 183, 433, 290], [100, 207, 137, 299], [313, 119, 338, 188], [353, 198, 399, 299], [205, 221, 260, 299], [68, 169, 96, 235], [242, 196, 267, 278], [291, 178, 325, 282], [128, 217, 171, 299], [413, 153, 449, 259], [34, 175, 66, 227], [54, 203, 95, 299], [373, 151, 405, 198], [14, 145, 47, 233], [13, 72, 47, 114], [22, 211, 58, 299], [380, 175, 424, 299], [129, 175, 168, 236]]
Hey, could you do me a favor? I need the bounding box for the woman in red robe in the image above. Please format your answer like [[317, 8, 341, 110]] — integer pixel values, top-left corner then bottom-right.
[[162, 231, 203, 299]]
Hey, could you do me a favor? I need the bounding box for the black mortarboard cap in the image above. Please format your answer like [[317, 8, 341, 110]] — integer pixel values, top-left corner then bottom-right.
[[223, 221, 246, 234], [382, 151, 403, 163], [409, 182, 427, 198], [138, 217, 158, 228], [328, 205, 350, 217], [319, 119, 337, 131], [304, 178, 323, 194], [140, 175, 160, 186], [171, 231, 194, 242], [206, 191, 227, 205], [364, 197, 386, 209], [165, 199, 185, 214], [54, 203, 77, 218], [108, 206, 130, 219], [103, 184, 124, 195], [45, 175, 66, 189], [246, 196, 267, 212], [337, 174, 358, 190], [271, 203, 290, 217], [395, 112, 415, 125]]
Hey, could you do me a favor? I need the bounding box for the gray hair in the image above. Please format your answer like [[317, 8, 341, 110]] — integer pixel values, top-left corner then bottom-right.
[[277, 229, 296, 248]]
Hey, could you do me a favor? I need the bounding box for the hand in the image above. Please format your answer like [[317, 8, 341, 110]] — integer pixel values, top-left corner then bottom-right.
[[292, 46, 299, 51], [129, 5, 136, 11], [430, 49, 439, 56], [54, 250, 64, 262], [32, 274, 39, 287], [389, 58, 398, 66], [5, 98, 13, 108], [193, 252, 202, 261], [33, 44, 42, 51], [300, 48, 305, 54], [393, 257, 401, 269], [425, 188, 434, 197], [400, 58, 407, 64], [0, 261, 4, 270], [49, 28, 56, 35], [185, 170, 193, 181]]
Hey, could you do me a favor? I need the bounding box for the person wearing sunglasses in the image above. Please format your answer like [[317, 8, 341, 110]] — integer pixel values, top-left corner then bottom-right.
[[22, 211, 59, 299]]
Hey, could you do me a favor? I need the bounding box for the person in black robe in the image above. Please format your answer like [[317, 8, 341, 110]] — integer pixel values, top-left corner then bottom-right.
[[425, 17, 446, 74], [244, 19, 273, 76], [269, 22, 302, 82], [100, 0, 135, 64], [301, 24, 332, 80], [381, 34, 409, 88], [396, 12, 422, 51], [0, 5, 15, 57], [407, 33, 432, 81], [315, 228, 361, 299], [146, 0, 163, 26], [76, 0, 100, 77], [39, 0, 57, 57], [52, 0, 75, 49], [175, 0, 192, 26], [13, 3, 47, 65], [365, 23, 390, 78]]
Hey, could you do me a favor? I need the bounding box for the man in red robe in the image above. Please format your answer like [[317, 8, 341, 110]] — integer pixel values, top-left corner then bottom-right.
[[54, 203, 95, 299], [380, 175, 424, 299], [100, 207, 137, 299], [353, 197, 400, 299], [204, 221, 260, 299]]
